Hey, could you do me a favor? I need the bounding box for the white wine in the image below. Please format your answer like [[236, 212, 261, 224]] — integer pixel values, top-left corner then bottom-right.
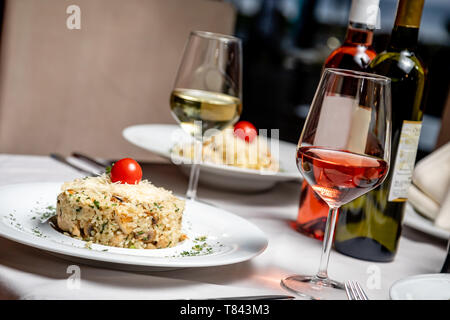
[[170, 88, 242, 136]]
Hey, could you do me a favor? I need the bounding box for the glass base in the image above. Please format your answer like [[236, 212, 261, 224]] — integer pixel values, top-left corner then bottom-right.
[[281, 275, 346, 300]]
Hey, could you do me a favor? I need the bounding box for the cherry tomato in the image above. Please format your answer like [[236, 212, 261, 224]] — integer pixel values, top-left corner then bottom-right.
[[110, 158, 143, 184], [234, 121, 257, 143]]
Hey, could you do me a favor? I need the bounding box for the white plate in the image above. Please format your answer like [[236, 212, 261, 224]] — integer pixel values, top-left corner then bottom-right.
[[0, 183, 268, 271], [403, 203, 450, 240], [123, 124, 302, 192], [390, 274, 450, 300]]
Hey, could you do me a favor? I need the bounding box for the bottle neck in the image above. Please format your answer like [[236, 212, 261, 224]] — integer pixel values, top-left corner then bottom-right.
[[344, 22, 374, 47], [388, 0, 424, 51], [389, 25, 419, 51]]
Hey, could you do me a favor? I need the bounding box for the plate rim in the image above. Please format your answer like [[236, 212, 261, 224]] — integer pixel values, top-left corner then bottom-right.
[[0, 182, 268, 268], [403, 203, 450, 240], [389, 273, 450, 300]]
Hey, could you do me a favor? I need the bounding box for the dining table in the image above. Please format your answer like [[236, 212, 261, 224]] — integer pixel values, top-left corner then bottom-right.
[[0, 153, 447, 300]]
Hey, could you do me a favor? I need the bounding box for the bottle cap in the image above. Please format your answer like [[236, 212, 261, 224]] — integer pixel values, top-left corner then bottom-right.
[[349, 0, 380, 29]]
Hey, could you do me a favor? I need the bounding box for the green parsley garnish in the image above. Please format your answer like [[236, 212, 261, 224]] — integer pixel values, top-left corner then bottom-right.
[[153, 202, 163, 210]]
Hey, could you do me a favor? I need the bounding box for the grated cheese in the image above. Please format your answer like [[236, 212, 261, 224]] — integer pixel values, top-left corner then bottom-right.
[[61, 174, 178, 203]]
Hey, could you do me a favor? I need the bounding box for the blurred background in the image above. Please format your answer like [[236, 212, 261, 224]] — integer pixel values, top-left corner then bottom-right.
[[0, 0, 448, 161], [227, 0, 450, 161]]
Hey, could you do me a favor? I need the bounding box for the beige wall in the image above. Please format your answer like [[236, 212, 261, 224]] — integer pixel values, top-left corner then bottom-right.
[[0, 0, 235, 161]]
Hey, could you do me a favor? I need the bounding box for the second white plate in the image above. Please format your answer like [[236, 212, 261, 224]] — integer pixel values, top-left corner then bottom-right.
[[123, 124, 302, 192]]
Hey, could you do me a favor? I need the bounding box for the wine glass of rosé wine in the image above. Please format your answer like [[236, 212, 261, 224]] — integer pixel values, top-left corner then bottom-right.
[[170, 31, 242, 201], [281, 68, 392, 300]]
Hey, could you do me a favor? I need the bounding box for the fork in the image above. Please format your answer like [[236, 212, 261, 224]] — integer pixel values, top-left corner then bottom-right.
[[344, 280, 369, 300]]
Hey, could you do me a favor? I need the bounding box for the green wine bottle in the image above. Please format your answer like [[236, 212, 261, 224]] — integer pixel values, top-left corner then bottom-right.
[[334, 0, 426, 262]]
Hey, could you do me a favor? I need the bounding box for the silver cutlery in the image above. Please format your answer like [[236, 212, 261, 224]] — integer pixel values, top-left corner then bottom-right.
[[344, 280, 369, 300], [187, 295, 295, 300], [212, 294, 295, 300], [71, 152, 111, 169], [50, 153, 98, 176]]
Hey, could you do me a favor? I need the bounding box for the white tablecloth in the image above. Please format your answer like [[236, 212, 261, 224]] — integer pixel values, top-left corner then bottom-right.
[[0, 154, 447, 300]]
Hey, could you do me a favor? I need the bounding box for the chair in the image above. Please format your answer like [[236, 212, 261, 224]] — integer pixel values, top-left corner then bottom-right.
[[0, 0, 236, 161]]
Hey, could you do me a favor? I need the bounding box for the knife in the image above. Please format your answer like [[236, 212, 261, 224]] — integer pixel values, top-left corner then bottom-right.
[[211, 295, 295, 300], [187, 295, 295, 300]]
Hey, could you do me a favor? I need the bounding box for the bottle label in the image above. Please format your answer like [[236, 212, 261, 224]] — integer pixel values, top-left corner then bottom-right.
[[388, 120, 422, 202]]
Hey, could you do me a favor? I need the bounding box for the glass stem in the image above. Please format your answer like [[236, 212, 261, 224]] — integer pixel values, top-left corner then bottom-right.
[[316, 206, 339, 279], [186, 138, 202, 200]]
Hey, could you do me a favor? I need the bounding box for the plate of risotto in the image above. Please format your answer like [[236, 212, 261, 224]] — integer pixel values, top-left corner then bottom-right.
[[123, 123, 302, 192], [0, 161, 268, 270]]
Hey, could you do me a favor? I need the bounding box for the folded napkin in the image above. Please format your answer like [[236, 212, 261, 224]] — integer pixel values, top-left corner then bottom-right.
[[408, 142, 450, 230]]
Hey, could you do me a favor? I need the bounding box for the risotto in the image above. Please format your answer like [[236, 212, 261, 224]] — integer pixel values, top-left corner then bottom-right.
[[56, 174, 186, 249], [172, 128, 279, 171]]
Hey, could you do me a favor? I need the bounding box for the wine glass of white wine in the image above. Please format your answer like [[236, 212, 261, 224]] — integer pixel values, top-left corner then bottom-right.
[[170, 31, 242, 200]]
